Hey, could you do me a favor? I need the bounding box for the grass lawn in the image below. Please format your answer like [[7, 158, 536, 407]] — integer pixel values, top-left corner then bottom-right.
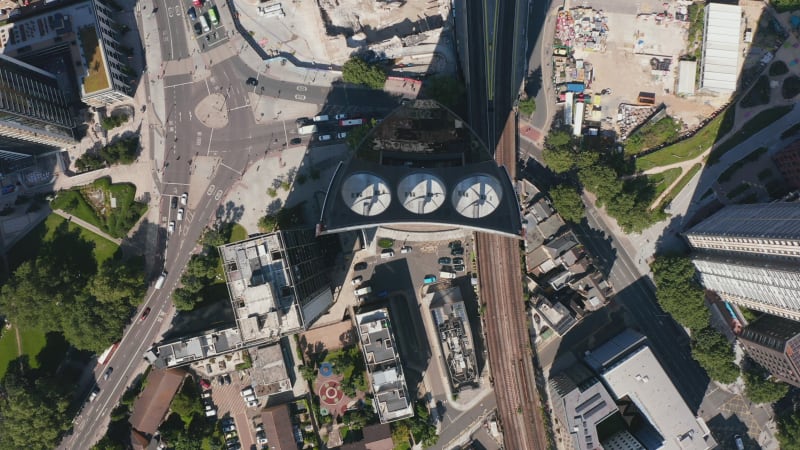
[[79, 26, 109, 93], [645, 168, 682, 200], [45, 214, 118, 264], [0, 328, 19, 380], [659, 163, 702, 211], [51, 190, 104, 229], [7, 214, 118, 270], [51, 177, 147, 239], [17, 327, 46, 369], [709, 106, 793, 164], [635, 112, 726, 172], [229, 223, 247, 243]]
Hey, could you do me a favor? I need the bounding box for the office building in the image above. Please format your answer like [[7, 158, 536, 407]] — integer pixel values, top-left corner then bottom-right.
[[738, 314, 800, 387], [0, 1, 133, 109], [684, 203, 800, 320], [0, 54, 75, 149]]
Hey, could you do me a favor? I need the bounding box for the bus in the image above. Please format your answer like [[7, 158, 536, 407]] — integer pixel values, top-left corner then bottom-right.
[[208, 7, 219, 25]]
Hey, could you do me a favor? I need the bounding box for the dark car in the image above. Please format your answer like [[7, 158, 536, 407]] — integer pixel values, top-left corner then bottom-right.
[[438, 257, 452, 265], [246, 77, 259, 86], [448, 240, 462, 249], [218, 375, 225, 385], [453, 257, 464, 265], [193, 23, 202, 35], [140, 307, 151, 321], [296, 117, 311, 125], [451, 247, 464, 256], [290, 137, 302, 145], [354, 262, 368, 271], [224, 374, 232, 384], [377, 290, 389, 298], [187, 6, 197, 21], [171, 196, 178, 208]]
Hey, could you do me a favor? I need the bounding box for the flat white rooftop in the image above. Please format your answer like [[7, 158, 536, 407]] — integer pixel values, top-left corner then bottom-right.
[[602, 346, 714, 450]]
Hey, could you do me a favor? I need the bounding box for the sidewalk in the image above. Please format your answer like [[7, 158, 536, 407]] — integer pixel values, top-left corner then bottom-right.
[[51, 209, 122, 246]]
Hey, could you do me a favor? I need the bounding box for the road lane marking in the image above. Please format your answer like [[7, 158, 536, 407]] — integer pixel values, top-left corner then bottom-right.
[[297, 85, 308, 91], [294, 94, 306, 100], [220, 162, 242, 175], [207, 184, 216, 195]]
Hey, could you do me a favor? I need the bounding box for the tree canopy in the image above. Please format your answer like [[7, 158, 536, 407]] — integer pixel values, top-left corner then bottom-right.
[[0, 224, 143, 352], [779, 412, 800, 450], [0, 366, 71, 450], [549, 184, 585, 223], [422, 76, 466, 114], [172, 253, 220, 311], [743, 361, 789, 404], [342, 57, 387, 89], [691, 327, 739, 384], [519, 97, 536, 116], [650, 255, 710, 332]]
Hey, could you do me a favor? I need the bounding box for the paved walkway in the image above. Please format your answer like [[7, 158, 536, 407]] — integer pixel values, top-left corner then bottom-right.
[[51, 210, 123, 246]]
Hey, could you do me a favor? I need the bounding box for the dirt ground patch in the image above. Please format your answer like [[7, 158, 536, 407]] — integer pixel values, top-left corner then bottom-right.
[[299, 321, 355, 359], [581, 10, 728, 132]]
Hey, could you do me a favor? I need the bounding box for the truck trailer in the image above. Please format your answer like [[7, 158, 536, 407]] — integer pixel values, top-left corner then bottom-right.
[[297, 124, 318, 135]]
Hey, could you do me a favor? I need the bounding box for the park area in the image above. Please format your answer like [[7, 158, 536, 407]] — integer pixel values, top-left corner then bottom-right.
[[0, 212, 121, 379], [51, 176, 147, 239]]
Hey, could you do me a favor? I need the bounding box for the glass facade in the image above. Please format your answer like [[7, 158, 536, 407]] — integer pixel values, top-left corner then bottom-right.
[[0, 55, 74, 146]]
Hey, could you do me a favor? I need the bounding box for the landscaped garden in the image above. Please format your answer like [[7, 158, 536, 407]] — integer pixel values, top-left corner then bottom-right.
[[709, 106, 792, 163], [51, 176, 147, 239]]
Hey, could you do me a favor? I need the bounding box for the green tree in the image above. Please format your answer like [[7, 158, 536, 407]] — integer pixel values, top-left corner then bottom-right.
[[201, 227, 226, 247], [89, 258, 145, 306], [549, 184, 584, 223], [391, 421, 411, 447], [93, 436, 126, 450], [258, 214, 278, 232], [650, 255, 710, 332], [519, 97, 536, 116], [743, 362, 789, 404], [299, 365, 316, 382], [342, 57, 387, 89], [343, 408, 374, 431], [779, 412, 800, 450], [170, 382, 202, 424], [172, 287, 202, 311], [0, 370, 71, 450], [542, 147, 574, 173], [691, 327, 739, 384], [545, 130, 572, 148]]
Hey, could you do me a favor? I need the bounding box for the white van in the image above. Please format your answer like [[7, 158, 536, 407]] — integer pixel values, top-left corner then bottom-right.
[[155, 272, 167, 289], [240, 387, 254, 397], [439, 271, 456, 279], [313, 114, 329, 122], [244, 394, 257, 402], [354, 286, 372, 296], [200, 15, 210, 32], [205, 408, 217, 417]]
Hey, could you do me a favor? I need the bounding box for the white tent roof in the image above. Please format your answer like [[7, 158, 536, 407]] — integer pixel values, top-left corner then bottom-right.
[[701, 3, 742, 92]]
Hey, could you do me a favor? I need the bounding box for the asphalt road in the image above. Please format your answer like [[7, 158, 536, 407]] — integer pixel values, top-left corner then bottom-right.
[[155, 0, 191, 61], [62, 10, 403, 449], [575, 200, 710, 407]]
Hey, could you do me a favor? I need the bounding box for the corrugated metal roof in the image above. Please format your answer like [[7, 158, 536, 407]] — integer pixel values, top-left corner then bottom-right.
[[677, 60, 697, 95], [701, 3, 742, 92], [686, 203, 800, 239]]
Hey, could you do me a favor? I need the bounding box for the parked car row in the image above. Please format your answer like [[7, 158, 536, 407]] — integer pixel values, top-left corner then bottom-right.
[[221, 417, 240, 449]]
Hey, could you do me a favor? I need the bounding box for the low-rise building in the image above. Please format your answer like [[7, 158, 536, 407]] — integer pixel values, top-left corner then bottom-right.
[[249, 343, 293, 403], [260, 403, 298, 450], [429, 286, 479, 391], [356, 309, 414, 423], [129, 368, 186, 439]]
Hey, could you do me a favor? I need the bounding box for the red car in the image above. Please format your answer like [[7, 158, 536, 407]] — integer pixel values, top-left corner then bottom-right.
[[140, 307, 152, 321], [199, 379, 211, 389], [192, 0, 202, 6]]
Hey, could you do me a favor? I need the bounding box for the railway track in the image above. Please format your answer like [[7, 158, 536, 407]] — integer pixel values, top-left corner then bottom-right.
[[475, 113, 549, 450]]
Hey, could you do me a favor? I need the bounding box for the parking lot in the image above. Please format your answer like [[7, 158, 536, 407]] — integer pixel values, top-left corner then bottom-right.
[[186, 0, 229, 52], [205, 373, 259, 449]]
